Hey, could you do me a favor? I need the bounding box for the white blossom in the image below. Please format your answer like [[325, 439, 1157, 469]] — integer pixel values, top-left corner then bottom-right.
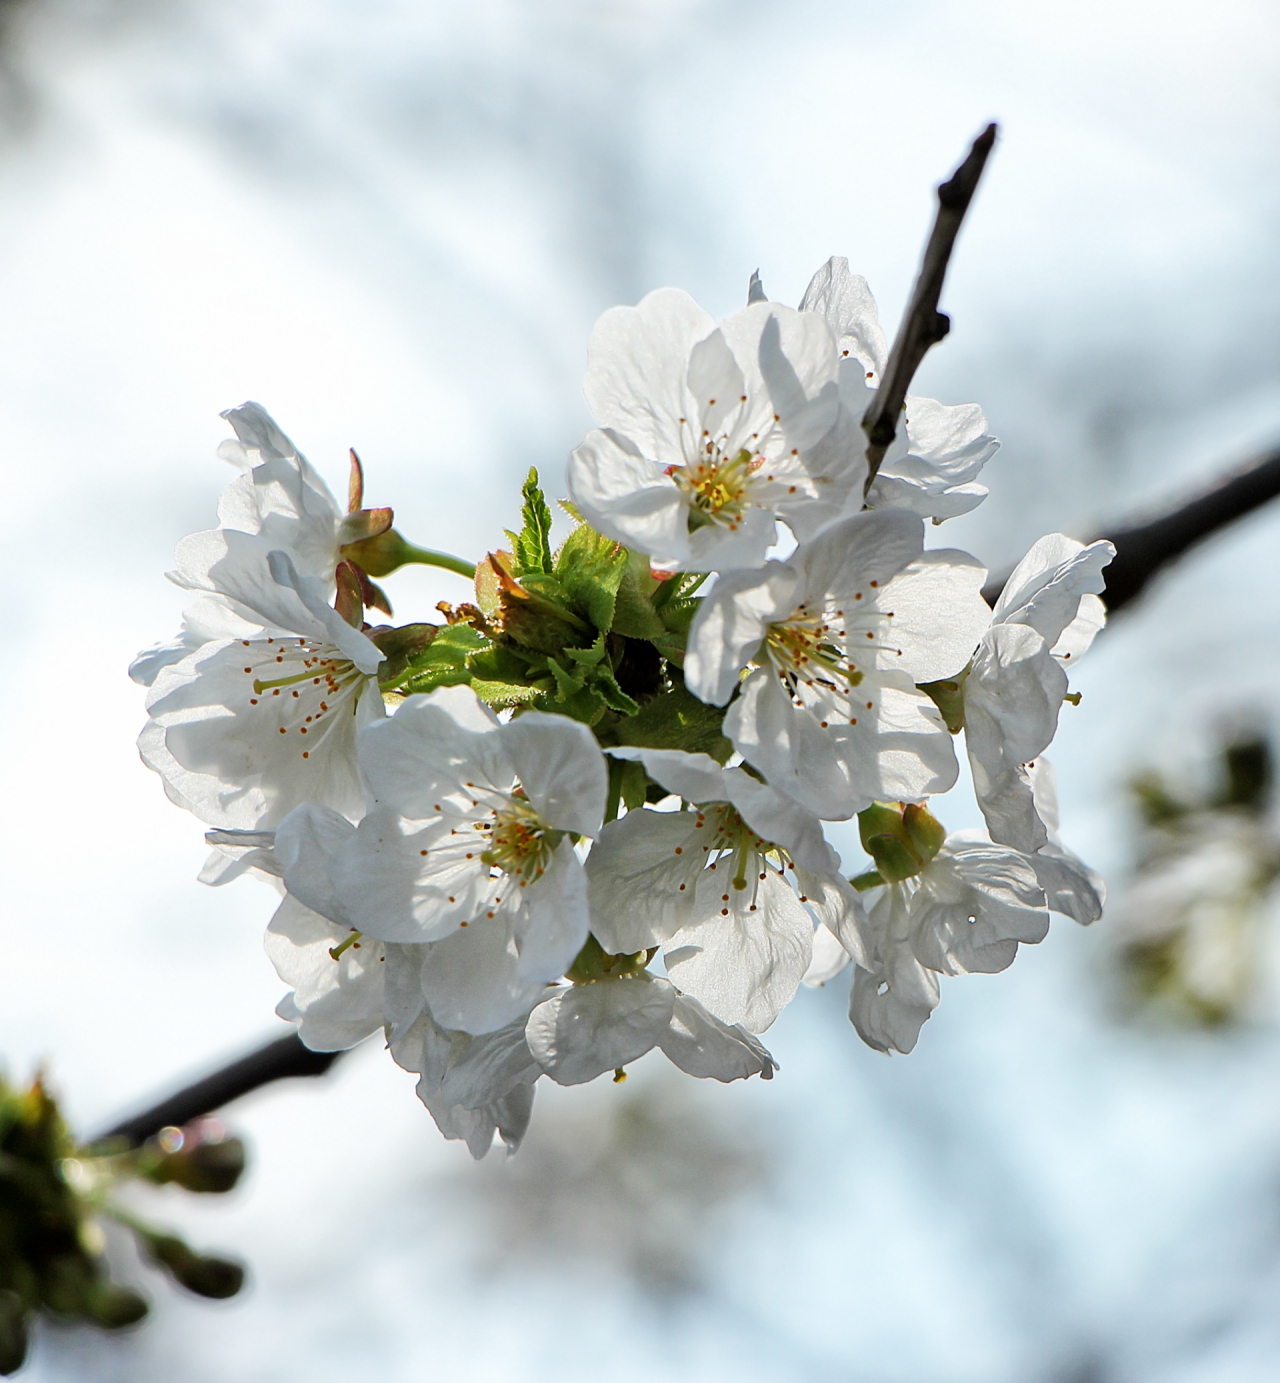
[[139, 548, 384, 829], [964, 534, 1114, 851], [390, 1008, 541, 1159], [525, 977, 776, 1087], [685, 508, 990, 819], [797, 257, 1000, 521], [324, 686, 607, 1035], [566, 287, 861, 572], [130, 403, 350, 688], [846, 835, 1051, 1054], [586, 747, 859, 1032]]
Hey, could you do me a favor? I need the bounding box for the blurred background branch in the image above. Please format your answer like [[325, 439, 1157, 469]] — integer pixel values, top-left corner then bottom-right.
[[983, 441, 1280, 611]]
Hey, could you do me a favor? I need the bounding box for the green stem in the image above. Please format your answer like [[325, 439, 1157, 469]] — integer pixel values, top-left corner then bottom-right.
[[396, 543, 477, 580]]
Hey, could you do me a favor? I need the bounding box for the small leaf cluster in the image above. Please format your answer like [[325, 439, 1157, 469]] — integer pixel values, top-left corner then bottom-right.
[[0, 1075, 246, 1375], [374, 469, 731, 769]]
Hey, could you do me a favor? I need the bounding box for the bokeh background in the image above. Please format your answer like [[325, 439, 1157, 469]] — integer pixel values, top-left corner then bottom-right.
[[2, 1, 1280, 1378]]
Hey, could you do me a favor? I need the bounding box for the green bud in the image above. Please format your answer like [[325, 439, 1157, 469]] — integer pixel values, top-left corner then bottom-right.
[[903, 803, 947, 865], [85, 1281, 148, 1330], [0, 1290, 28, 1375], [864, 832, 922, 883], [147, 1137, 246, 1195], [142, 1233, 245, 1301], [857, 802, 909, 855]]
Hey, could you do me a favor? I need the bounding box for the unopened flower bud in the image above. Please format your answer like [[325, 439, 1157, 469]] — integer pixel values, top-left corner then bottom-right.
[[146, 1135, 246, 1195], [0, 1290, 28, 1376], [141, 1233, 245, 1300]]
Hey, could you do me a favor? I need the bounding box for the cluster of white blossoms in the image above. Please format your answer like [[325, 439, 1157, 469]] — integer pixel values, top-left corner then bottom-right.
[[136, 259, 1109, 1157]]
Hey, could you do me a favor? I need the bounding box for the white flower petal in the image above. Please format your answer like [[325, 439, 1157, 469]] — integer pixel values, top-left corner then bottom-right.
[[878, 549, 990, 684], [802, 921, 853, 987], [419, 915, 548, 1036], [526, 978, 676, 1085], [1032, 844, 1106, 925], [798, 256, 888, 377], [658, 993, 778, 1080], [501, 712, 607, 837], [566, 428, 688, 559], [684, 563, 800, 705], [664, 869, 813, 1032], [794, 867, 871, 966], [356, 686, 502, 819], [604, 746, 840, 874], [583, 287, 717, 459], [264, 894, 386, 1051], [792, 508, 924, 607], [850, 959, 938, 1055], [144, 637, 382, 830], [511, 838, 592, 983], [332, 807, 489, 943], [729, 669, 957, 821], [585, 808, 703, 955], [274, 803, 356, 926], [993, 534, 1115, 650], [911, 843, 1049, 976]]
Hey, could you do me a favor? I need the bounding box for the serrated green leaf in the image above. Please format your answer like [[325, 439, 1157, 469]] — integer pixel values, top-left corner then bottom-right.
[[397, 623, 488, 695], [611, 550, 667, 640], [372, 623, 438, 689], [603, 681, 731, 761], [507, 468, 554, 576], [472, 679, 544, 708], [554, 524, 628, 631]]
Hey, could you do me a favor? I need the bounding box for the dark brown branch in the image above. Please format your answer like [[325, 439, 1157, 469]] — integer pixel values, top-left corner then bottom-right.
[[94, 1033, 347, 1148], [863, 123, 998, 490], [981, 443, 1280, 613]]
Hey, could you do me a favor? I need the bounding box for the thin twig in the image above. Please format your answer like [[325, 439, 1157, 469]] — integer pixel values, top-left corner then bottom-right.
[[93, 1033, 347, 1148], [981, 443, 1280, 613], [863, 123, 998, 491]]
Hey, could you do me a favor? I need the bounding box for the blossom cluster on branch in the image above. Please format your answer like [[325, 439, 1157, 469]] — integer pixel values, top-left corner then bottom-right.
[[133, 259, 1109, 1158]]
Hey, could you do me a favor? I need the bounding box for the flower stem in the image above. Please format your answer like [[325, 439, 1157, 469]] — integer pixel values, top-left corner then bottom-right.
[[394, 543, 477, 580]]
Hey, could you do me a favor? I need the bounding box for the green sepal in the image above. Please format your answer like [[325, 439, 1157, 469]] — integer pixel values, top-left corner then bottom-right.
[[903, 803, 947, 865], [851, 870, 886, 892], [858, 802, 908, 855], [506, 468, 554, 576], [396, 624, 488, 695], [566, 933, 654, 982], [864, 833, 921, 883], [918, 670, 968, 734], [554, 523, 628, 632]]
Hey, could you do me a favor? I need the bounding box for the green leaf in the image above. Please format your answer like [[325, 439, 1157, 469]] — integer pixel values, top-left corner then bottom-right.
[[397, 624, 488, 695], [472, 678, 545, 708], [917, 673, 967, 734], [611, 550, 667, 640], [372, 623, 438, 689], [554, 524, 628, 631], [506, 467, 554, 576], [602, 680, 731, 762]]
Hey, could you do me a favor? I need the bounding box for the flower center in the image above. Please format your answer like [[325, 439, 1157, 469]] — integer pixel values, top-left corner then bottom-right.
[[238, 636, 369, 760], [479, 793, 559, 884], [761, 600, 897, 722], [671, 446, 758, 533], [701, 803, 790, 909]]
